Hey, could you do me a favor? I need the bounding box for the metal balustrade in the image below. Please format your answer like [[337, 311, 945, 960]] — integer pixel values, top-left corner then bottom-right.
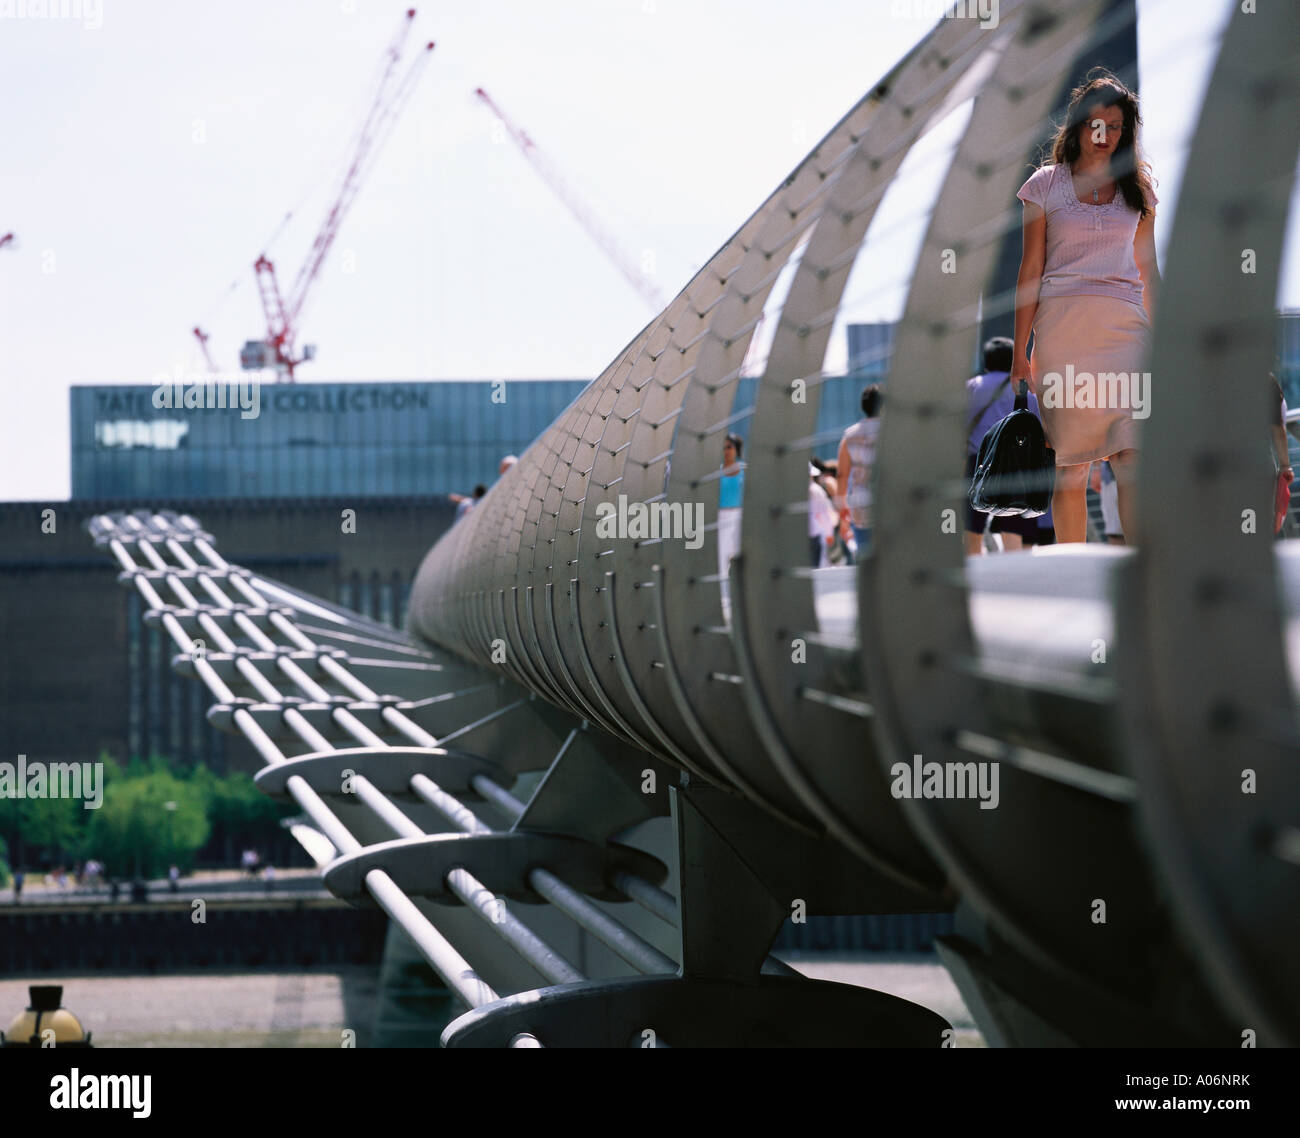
[[87, 0, 1299, 1046]]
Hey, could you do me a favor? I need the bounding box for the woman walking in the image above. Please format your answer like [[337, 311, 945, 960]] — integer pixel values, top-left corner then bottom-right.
[[1012, 69, 1160, 542]]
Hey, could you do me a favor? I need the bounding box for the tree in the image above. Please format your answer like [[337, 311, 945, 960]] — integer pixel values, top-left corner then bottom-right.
[[0, 787, 90, 869], [85, 768, 209, 879], [1, 751, 295, 878], [190, 764, 292, 864]]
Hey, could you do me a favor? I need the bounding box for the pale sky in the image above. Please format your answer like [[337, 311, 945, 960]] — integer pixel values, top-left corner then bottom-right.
[[1, 0, 1294, 500]]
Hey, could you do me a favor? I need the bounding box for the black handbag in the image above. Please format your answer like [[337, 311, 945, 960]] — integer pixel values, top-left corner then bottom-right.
[[968, 381, 1055, 517]]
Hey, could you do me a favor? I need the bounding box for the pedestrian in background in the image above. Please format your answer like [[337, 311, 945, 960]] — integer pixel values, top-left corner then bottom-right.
[[717, 434, 746, 605], [965, 336, 1042, 555], [809, 464, 839, 567], [836, 385, 883, 551], [813, 458, 855, 564], [451, 483, 486, 520]]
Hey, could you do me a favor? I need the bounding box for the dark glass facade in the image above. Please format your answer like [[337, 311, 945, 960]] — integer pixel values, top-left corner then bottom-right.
[[71, 380, 591, 500], [71, 375, 891, 500], [846, 322, 896, 380]]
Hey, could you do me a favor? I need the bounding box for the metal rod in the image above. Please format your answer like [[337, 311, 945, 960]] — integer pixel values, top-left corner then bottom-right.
[[282, 708, 334, 753], [354, 776, 423, 839], [364, 869, 499, 1009], [611, 872, 678, 926], [509, 1033, 543, 1048], [444, 867, 584, 986], [528, 867, 677, 975], [470, 774, 527, 819], [410, 773, 491, 835]]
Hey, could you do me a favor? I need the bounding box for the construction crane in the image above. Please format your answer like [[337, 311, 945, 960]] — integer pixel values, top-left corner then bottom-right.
[[474, 87, 666, 314], [233, 8, 434, 382], [192, 326, 217, 374]]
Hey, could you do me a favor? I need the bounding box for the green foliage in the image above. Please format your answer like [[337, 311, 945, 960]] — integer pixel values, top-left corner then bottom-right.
[[86, 767, 209, 879], [0, 751, 121, 865], [0, 785, 88, 864], [0, 751, 290, 879], [0, 834, 9, 889], [191, 765, 288, 834], [1, 796, 83, 853]]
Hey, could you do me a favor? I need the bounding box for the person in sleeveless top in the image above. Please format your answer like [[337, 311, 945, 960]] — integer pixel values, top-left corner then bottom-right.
[[836, 385, 883, 552], [1012, 69, 1160, 543], [717, 434, 745, 610]]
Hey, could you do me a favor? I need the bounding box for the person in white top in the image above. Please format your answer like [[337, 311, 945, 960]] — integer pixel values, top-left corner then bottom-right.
[[836, 385, 883, 553], [1012, 68, 1160, 544], [808, 464, 839, 567]]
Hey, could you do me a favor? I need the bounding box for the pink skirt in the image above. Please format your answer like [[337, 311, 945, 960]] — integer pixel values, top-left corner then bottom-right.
[[1029, 293, 1151, 466]]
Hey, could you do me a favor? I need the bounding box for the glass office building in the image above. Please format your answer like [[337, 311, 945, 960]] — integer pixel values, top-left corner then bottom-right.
[[71, 379, 591, 500], [846, 322, 896, 381], [72, 374, 888, 500]]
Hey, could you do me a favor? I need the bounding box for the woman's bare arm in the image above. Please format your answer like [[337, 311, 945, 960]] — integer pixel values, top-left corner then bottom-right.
[[1011, 202, 1046, 385], [1134, 212, 1160, 323], [1271, 423, 1290, 470]]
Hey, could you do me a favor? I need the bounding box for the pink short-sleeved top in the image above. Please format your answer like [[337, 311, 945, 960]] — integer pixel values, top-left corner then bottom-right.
[[1017, 163, 1156, 308]]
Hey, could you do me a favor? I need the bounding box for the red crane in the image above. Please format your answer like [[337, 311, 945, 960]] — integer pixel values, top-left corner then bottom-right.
[[192, 326, 217, 373], [239, 9, 435, 381], [474, 87, 665, 314]]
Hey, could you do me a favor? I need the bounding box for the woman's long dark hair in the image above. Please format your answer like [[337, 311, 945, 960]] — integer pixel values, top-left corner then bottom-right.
[[1049, 68, 1155, 219]]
